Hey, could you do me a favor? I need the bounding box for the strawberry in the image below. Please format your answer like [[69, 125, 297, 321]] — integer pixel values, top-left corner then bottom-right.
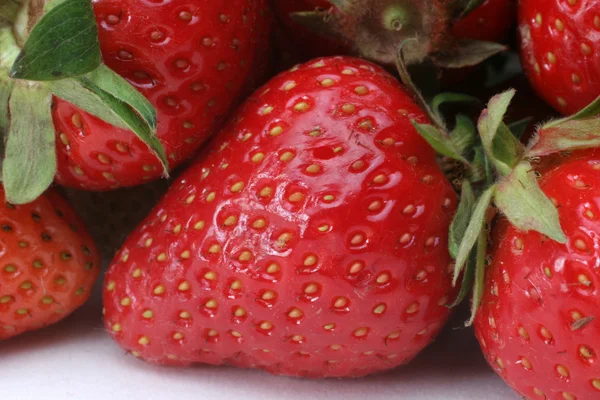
[[519, 0, 600, 115], [1, 0, 271, 201], [0, 188, 100, 340], [474, 149, 600, 400], [103, 56, 457, 378], [273, 0, 512, 70]]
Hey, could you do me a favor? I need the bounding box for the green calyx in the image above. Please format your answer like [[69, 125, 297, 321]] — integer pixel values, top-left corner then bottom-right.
[[0, 0, 168, 204], [414, 90, 600, 325]]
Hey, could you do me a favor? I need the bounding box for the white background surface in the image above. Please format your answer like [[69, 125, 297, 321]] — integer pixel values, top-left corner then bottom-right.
[[0, 285, 518, 400]]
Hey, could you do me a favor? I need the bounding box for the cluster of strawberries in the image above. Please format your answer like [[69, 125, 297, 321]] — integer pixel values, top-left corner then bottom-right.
[[1, 1, 599, 399]]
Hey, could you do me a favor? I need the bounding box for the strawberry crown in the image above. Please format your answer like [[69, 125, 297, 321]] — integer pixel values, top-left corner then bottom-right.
[[0, 0, 167, 204], [291, 0, 507, 69], [414, 84, 600, 325]]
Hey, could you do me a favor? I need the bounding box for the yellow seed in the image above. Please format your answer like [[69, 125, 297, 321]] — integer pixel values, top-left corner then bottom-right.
[[324, 323, 335, 330], [194, 220, 205, 230], [173, 332, 184, 340], [540, 326, 553, 340], [224, 216, 238, 226], [352, 160, 366, 170], [557, 364, 569, 377], [320, 78, 335, 87], [173, 224, 182, 234], [280, 151, 295, 162], [341, 69, 355, 75], [288, 308, 303, 318], [208, 244, 222, 254], [304, 255, 317, 266], [251, 153, 265, 163], [260, 321, 273, 330], [179, 311, 191, 319], [354, 86, 369, 95], [376, 273, 390, 284], [354, 327, 368, 337], [102, 172, 115, 181], [153, 284, 166, 295], [120, 297, 131, 306], [304, 283, 319, 294], [207, 329, 218, 337], [180, 250, 191, 259], [20, 281, 32, 290], [267, 263, 280, 274], [156, 253, 167, 262], [294, 102, 309, 112], [533, 388, 545, 397], [138, 336, 150, 345], [270, 126, 284, 136], [260, 187, 273, 197], [518, 326, 529, 340], [73, 166, 85, 176], [406, 302, 419, 314], [230, 280, 242, 290], [106, 281, 116, 291], [239, 251, 252, 262], [323, 195, 335, 202], [318, 225, 330, 232], [59, 133, 70, 146], [283, 82, 296, 91], [262, 106, 274, 115], [535, 13, 542, 25], [231, 182, 244, 193], [288, 192, 305, 202], [580, 345, 593, 358], [557, 97, 568, 108], [373, 174, 387, 184], [305, 164, 321, 174], [142, 310, 154, 319], [582, 43, 593, 55], [521, 357, 532, 370], [253, 219, 266, 229], [555, 19, 565, 31], [112, 323, 122, 332], [206, 192, 216, 202], [204, 271, 216, 280], [205, 299, 218, 308], [548, 52, 556, 64], [334, 297, 348, 308], [41, 296, 54, 305], [261, 291, 276, 300], [292, 335, 304, 342], [234, 307, 246, 317], [178, 281, 190, 291], [592, 379, 600, 390], [373, 304, 386, 314], [342, 104, 356, 114], [563, 393, 575, 400], [368, 200, 383, 211], [144, 238, 153, 247], [231, 331, 242, 338]]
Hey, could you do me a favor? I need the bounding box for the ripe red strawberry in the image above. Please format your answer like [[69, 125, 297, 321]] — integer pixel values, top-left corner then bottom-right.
[[519, 0, 600, 115], [273, 0, 514, 68], [103, 56, 457, 378], [0, 188, 100, 340], [474, 149, 600, 399], [8, 0, 271, 191]]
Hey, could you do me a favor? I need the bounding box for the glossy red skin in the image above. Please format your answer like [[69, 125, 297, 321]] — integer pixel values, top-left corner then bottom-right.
[[273, 0, 514, 66], [53, 0, 271, 190], [452, 0, 516, 42], [0, 188, 100, 340], [103, 56, 457, 378], [519, 0, 600, 115], [475, 150, 600, 399]]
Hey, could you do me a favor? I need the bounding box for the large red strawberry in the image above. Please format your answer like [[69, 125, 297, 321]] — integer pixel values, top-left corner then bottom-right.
[[273, 0, 513, 69], [103, 56, 457, 378], [474, 149, 600, 399], [519, 0, 600, 115], [1, 0, 271, 200], [0, 188, 100, 340]]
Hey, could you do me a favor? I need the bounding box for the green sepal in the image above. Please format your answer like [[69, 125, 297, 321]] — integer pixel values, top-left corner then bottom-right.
[[495, 161, 566, 243], [449, 179, 475, 259], [10, 0, 102, 81], [468, 146, 487, 183], [450, 114, 476, 155], [412, 121, 466, 162], [74, 67, 167, 175], [452, 185, 496, 286], [431, 40, 507, 69], [528, 96, 600, 157], [448, 249, 476, 308], [3, 83, 56, 204], [466, 229, 487, 326], [478, 90, 525, 176]]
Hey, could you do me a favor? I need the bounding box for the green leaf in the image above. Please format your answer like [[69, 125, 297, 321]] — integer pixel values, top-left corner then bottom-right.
[[453, 185, 496, 286], [450, 114, 476, 155], [75, 67, 167, 175], [431, 93, 481, 119], [449, 180, 475, 259], [495, 161, 566, 243], [478, 90, 524, 176], [466, 230, 487, 326], [10, 0, 102, 81], [412, 121, 465, 161], [432, 40, 507, 69], [468, 146, 487, 183], [3, 83, 56, 204]]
